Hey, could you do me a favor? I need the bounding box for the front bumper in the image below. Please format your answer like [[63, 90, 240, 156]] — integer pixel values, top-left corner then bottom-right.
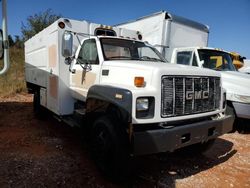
[[133, 114, 234, 155], [232, 102, 250, 119]]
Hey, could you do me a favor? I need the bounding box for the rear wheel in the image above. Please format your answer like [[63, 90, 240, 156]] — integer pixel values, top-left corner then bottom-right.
[[33, 90, 47, 119], [91, 116, 130, 180]]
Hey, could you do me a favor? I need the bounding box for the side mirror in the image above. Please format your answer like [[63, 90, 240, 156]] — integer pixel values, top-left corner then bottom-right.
[[62, 31, 73, 58], [0, 29, 4, 60]]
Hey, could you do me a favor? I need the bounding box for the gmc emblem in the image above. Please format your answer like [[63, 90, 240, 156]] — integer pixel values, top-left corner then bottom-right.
[[186, 91, 209, 100]]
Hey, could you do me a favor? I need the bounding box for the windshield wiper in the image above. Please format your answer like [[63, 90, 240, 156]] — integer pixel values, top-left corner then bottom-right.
[[139, 56, 164, 62], [108, 56, 132, 60], [212, 67, 222, 71]]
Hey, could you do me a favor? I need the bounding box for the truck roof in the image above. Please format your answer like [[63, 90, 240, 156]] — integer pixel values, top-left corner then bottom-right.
[[116, 11, 209, 33], [176, 46, 231, 53]]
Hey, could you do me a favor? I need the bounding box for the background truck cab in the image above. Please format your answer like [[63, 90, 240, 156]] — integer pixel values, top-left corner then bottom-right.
[[171, 47, 250, 132]]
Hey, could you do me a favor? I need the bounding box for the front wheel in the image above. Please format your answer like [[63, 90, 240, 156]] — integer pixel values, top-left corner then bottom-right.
[[225, 103, 236, 132], [91, 116, 130, 180], [236, 118, 250, 134], [226, 102, 249, 133]]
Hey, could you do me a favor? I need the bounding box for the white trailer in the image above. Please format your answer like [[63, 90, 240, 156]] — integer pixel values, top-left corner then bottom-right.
[[117, 11, 209, 62], [25, 18, 233, 177]]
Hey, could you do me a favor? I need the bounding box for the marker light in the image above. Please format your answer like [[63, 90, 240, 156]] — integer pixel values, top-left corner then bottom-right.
[[138, 34, 142, 40], [99, 24, 113, 29], [58, 21, 65, 29], [134, 77, 145, 87]]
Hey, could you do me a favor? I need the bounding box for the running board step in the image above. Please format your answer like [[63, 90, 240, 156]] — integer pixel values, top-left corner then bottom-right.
[[62, 116, 80, 128], [74, 109, 86, 116]]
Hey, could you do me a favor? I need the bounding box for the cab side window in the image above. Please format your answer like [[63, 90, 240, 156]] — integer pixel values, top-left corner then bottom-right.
[[77, 39, 99, 64], [176, 51, 192, 65]]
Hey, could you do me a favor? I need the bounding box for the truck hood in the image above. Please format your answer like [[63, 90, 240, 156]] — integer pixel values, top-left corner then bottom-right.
[[221, 71, 250, 96], [100, 60, 220, 89], [239, 67, 250, 74]]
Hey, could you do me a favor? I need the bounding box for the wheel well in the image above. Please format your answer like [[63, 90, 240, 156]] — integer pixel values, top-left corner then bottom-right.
[[226, 101, 237, 117], [86, 98, 131, 122], [85, 98, 131, 134]]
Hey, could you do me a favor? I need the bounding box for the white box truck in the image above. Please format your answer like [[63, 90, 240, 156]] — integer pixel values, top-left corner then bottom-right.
[[117, 11, 209, 62], [25, 18, 233, 177], [118, 11, 250, 132]]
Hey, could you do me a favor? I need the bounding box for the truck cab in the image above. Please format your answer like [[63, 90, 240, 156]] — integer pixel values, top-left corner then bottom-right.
[[171, 47, 250, 131], [68, 35, 166, 104]]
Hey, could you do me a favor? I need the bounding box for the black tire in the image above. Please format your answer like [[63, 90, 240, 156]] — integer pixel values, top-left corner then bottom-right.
[[225, 104, 236, 133], [226, 102, 250, 134], [237, 118, 250, 134], [91, 116, 130, 180], [33, 90, 47, 119]]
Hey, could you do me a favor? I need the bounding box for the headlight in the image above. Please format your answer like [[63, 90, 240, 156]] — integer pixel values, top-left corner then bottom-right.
[[136, 98, 149, 111], [136, 97, 155, 119], [233, 94, 250, 103]]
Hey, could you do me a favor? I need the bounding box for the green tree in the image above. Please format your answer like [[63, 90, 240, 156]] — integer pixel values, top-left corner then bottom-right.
[[8, 35, 14, 47], [14, 35, 23, 48], [21, 9, 61, 41]]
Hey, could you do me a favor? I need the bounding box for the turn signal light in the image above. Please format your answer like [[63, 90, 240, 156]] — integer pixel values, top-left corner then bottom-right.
[[58, 21, 65, 29], [134, 77, 145, 87], [99, 24, 113, 29]]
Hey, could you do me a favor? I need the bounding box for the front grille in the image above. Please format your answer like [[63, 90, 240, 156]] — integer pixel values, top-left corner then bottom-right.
[[161, 76, 221, 117]]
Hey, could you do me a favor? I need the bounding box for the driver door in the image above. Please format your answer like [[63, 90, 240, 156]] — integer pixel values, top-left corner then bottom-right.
[[70, 38, 100, 101]]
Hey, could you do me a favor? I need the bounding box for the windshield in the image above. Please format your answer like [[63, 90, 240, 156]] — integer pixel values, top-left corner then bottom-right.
[[100, 38, 165, 62], [198, 49, 236, 71]]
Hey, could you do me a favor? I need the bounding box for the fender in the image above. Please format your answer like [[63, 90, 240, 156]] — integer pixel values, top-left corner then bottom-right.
[[86, 85, 133, 123]]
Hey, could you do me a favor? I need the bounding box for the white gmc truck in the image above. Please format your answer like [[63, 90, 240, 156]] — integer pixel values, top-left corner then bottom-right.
[[25, 18, 233, 176], [118, 11, 250, 132]]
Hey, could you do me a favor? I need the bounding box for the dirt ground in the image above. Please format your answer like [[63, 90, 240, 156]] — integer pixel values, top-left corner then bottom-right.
[[0, 93, 249, 188]]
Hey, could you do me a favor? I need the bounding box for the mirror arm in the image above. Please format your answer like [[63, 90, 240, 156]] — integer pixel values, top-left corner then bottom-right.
[[75, 33, 81, 45], [0, 0, 9, 75], [69, 62, 75, 73]]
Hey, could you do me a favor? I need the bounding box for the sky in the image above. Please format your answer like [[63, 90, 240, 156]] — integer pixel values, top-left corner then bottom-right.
[[4, 0, 250, 58]]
